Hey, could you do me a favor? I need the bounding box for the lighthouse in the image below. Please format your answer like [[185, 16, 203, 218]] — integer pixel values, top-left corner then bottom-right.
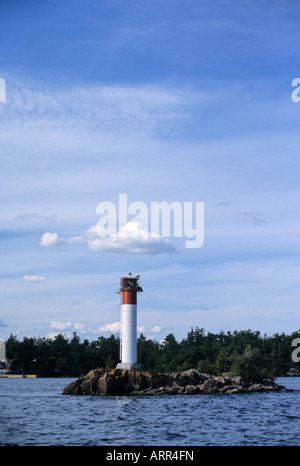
[[116, 273, 143, 370]]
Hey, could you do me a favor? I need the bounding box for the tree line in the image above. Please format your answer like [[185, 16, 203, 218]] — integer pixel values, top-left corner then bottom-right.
[[5, 327, 300, 380]]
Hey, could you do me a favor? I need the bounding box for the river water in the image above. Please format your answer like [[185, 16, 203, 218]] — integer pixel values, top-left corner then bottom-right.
[[0, 377, 299, 446]]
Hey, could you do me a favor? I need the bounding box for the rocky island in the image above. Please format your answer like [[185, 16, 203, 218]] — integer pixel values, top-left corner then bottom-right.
[[62, 368, 287, 396]]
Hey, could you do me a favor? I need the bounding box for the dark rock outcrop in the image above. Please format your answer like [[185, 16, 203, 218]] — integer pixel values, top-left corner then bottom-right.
[[63, 377, 84, 395], [62, 368, 287, 396]]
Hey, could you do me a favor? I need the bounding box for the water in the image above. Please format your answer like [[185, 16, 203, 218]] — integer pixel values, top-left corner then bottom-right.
[[0, 377, 299, 446]]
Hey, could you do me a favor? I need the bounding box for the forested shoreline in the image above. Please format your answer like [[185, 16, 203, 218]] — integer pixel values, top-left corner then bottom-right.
[[5, 327, 300, 380]]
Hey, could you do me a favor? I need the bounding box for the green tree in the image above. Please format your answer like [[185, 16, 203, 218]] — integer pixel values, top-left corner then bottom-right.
[[156, 333, 179, 372], [137, 333, 160, 372], [5, 328, 300, 378], [230, 345, 272, 382], [216, 348, 231, 373]]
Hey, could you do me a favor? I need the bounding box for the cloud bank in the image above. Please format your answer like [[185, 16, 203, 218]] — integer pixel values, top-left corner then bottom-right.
[[39, 232, 84, 247], [23, 275, 46, 283], [39, 221, 178, 255], [2, 78, 191, 139], [49, 320, 163, 339], [86, 221, 178, 254]]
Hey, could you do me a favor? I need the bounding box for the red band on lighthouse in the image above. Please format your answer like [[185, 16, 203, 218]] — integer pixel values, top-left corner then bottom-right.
[[122, 290, 137, 305]]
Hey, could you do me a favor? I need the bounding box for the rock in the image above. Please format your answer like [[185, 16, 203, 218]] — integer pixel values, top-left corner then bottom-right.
[[231, 376, 242, 385], [81, 378, 99, 395], [219, 384, 235, 394], [213, 376, 226, 388], [236, 385, 247, 393], [183, 384, 200, 395], [177, 369, 201, 387], [198, 379, 219, 394], [141, 388, 161, 395], [247, 383, 265, 393], [97, 372, 109, 394], [98, 369, 126, 395], [198, 373, 211, 382], [85, 368, 105, 380], [62, 378, 83, 395], [62, 368, 287, 396], [165, 385, 180, 394], [97, 369, 151, 395], [262, 386, 275, 392], [136, 371, 151, 391], [171, 381, 182, 390], [170, 372, 181, 380], [79, 368, 106, 395], [150, 373, 173, 389], [224, 388, 239, 394]]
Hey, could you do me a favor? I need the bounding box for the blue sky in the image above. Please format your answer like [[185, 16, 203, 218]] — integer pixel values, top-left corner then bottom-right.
[[0, 0, 300, 342]]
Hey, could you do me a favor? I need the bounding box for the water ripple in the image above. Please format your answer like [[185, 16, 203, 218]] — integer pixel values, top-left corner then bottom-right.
[[0, 377, 299, 446]]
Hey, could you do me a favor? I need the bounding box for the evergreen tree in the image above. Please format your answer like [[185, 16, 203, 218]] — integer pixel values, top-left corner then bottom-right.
[[4, 328, 300, 379]]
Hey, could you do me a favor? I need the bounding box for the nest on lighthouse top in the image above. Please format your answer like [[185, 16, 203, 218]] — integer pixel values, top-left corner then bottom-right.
[[120, 275, 143, 293]]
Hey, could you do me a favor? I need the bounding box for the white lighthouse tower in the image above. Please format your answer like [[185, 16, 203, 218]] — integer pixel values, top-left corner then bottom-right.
[[116, 273, 143, 370]]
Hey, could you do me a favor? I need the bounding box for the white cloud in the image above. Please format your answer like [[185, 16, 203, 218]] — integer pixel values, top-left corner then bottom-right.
[[39, 232, 61, 247], [50, 320, 121, 337], [137, 325, 147, 334], [98, 323, 162, 336], [86, 221, 178, 254], [39, 232, 84, 247], [97, 322, 120, 333], [22, 275, 46, 283], [47, 320, 162, 339], [39, 222, 177, 254], [138, 325, 163, 335], [72, 322, 88, 333], [50, 321, 73, 331], [151, 326, 162, 333], [50, 321, 94, 336]]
